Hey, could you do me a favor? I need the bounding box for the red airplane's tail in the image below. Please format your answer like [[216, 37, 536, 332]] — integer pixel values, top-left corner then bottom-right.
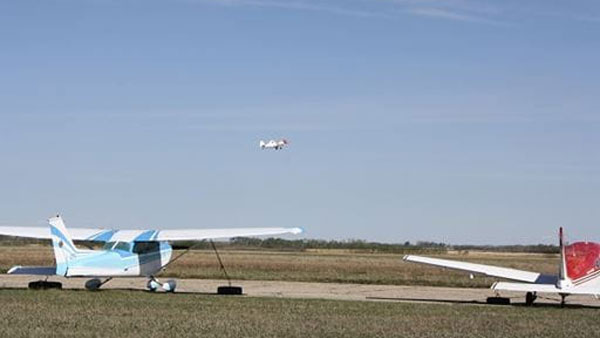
[[560, 228, 600, 285]]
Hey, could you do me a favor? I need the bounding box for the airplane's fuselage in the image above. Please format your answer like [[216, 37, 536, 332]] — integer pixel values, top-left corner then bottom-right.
[[260, 139, 287, 150], [59, 241, 173, 278]]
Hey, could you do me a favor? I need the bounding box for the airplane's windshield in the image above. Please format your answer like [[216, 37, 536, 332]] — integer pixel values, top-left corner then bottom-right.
[[103, 241, 116, 250], [114, 242, 131, 252]]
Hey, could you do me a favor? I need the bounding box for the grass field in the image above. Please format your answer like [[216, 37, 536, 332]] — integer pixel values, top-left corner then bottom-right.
[[0, 289, 597, 338], [0, 245, 558, 288]]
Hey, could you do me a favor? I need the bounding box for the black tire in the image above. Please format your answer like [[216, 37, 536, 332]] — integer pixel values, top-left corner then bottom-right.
[[28, 281, 62, 290], [85, 279, 102, 291], [486, 297, 510, 305], [525, 292, 536, 306], [217, 286, 243, 295], [163, 280, 177, 293]]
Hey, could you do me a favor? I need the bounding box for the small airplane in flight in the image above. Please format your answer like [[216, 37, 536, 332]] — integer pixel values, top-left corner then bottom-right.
[[404, 228, 600, 307], [0, 215, 302, 292], [259, 139, 288, 150]]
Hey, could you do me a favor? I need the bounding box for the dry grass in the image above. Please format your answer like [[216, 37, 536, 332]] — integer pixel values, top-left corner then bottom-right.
[[0, 245, 558, 288], [0, 289, 597, 338]]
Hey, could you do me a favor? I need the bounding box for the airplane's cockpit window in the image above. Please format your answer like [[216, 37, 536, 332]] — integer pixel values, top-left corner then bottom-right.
[[133, 242, 159, 255], [103, 242, 116, 250], [114, 242, 131, 252]]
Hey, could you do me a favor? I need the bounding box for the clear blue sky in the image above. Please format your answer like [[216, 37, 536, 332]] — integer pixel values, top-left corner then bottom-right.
[[1, 0, 599, 244]]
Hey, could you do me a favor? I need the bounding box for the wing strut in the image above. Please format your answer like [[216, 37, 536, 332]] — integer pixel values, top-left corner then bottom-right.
[[210, 240, 232, 287], [160, 246, 192, 272], [158, 240, 232, 286]]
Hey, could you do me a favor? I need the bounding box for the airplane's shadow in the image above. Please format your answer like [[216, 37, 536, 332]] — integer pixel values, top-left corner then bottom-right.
[[0, 286, 243, 296], [365, 296, 600, 309], [80, 288, 242, 296]]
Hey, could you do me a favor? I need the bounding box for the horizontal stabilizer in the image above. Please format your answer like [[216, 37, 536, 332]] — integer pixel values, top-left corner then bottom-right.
[[403, 255, 545, 283], [492, 282, 561, 294], [7, 266, 56, 275], [493, 281, 600, 296]]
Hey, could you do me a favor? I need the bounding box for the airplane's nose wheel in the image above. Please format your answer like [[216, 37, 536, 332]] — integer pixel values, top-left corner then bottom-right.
[[85, 278, 113, 291]]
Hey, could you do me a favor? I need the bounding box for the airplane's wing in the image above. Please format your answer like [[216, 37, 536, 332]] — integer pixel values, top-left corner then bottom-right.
[[403, 255, 557, 284], [0, 226, 105, 241], [153, 227, 303, 242], [88, 227, 304, 242], [0, 226, 303, 242]]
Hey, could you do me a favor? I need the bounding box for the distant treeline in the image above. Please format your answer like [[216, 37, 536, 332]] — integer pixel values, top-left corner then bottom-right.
[[224, 238, 448, 254], [0, 235, 558, 254], [226, 238, 558, 254], [452, 244, 558, 254], [0, 236, 49, 246]]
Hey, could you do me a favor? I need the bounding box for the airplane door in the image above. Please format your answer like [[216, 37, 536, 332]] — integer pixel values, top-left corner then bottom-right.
[[133, 242, 162, 276]]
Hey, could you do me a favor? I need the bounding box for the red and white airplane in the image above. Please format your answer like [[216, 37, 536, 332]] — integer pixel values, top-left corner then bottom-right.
[[259, 139, 288, 150], [403, 228, 600, 306]]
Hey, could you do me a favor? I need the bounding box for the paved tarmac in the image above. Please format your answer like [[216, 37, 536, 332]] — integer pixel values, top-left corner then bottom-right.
[[1, 275, 598, 308]]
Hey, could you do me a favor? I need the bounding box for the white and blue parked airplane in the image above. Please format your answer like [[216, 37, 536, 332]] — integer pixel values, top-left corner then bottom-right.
[[0, 215, 303, 292]]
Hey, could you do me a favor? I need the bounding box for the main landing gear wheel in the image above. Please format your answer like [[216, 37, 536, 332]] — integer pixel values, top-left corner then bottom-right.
[[28, 281, 62, 290], [163, 280, 177, 293], [560, 294, 567, 308], [147, 279, 160, 292], [146, 278, 177, 293], [525, 292, 537, 306]]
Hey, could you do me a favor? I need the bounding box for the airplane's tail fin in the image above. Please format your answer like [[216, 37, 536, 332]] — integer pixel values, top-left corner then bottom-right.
[[557, 227, 600, 287], [49, 215, 79, 275], [259, 140, 266, 148]]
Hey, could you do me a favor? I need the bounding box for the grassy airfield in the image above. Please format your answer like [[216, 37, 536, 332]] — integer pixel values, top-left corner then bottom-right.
[[0, 289, 597, 338], [0, 245, 594, 337], [0, 245, 557, 288]]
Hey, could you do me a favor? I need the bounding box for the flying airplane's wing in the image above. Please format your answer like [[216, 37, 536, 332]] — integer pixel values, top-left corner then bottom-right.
[[0, 226, 303, 242], [403, 255, 557, 284]]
